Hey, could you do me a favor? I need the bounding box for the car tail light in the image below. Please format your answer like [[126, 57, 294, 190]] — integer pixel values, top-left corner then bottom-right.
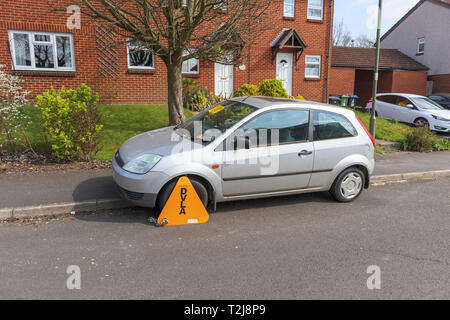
[[355, 115, 375, 147], [368, 98, 373, 104]]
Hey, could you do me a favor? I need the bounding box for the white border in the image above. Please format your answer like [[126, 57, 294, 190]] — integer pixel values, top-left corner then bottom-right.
[[307, 0, 324, 20], [305, 55, 321, 79], [8, 30, 76, 72]]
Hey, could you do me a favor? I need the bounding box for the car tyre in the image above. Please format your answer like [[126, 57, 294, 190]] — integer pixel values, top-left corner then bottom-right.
[[414, 117, 429, 128], [157, 177, 209, 212], [330, 167, 365, 203]]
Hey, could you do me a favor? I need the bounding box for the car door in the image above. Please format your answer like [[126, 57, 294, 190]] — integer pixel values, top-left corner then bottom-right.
[[396, 96, 419, 124], [220, 109, 313, 197], [376, 95, 398, 119], [310, 110, 361, 188]]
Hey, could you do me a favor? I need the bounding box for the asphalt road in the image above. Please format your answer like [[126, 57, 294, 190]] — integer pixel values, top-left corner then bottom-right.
[[0, 179, 449, 300]]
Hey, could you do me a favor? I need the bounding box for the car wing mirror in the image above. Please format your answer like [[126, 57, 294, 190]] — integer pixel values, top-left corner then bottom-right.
[[406, 104, 415, 109]]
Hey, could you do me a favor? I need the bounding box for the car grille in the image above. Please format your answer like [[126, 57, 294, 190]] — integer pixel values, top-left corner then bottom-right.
[[117, 185, 144, 201]]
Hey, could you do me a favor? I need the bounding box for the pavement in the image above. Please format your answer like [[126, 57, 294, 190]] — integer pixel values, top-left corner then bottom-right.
[[0, 151, 449, 219], [1, 179, 449, 299]]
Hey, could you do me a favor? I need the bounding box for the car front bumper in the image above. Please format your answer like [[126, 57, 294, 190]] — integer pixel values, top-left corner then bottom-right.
[[112, 153, 169, 208]]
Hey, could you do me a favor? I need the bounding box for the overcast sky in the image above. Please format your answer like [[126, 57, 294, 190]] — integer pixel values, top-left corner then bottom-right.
[[334, 0, 421, 39]]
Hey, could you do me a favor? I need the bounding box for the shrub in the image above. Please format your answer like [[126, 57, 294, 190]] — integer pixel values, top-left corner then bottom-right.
[[184, 88, 222, 112], [294, 95, 305, 100], [182, 78, 200, 101], [401, 127, 436, 152], [233, 84, 260, 97], [258, 79, 289, 98], [0, 65, 30, 152], [35, 84, 103, 162], [433, 137, 450, 151]]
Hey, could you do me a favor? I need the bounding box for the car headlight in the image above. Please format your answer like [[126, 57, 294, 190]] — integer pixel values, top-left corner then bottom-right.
[[123, 154, 162, 174], [432, 115, 450, 122]]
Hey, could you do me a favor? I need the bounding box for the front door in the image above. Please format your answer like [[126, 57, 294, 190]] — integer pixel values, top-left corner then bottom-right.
[[215, 62, 234, 98], [276, 53, 293, 96]]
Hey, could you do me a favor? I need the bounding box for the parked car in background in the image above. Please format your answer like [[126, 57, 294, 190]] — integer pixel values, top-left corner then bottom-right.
[[366, 93, 450, 133], [113, 97, 375, 212], [428, 94, 450, 110]]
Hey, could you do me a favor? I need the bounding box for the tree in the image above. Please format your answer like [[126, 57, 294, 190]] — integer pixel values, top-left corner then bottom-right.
[[354, 34, 375, 48], [333, 18, 352, 47], [49, 0, 272, 126]]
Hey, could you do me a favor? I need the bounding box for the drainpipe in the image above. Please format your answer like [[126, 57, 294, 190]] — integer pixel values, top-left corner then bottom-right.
[[325, 0, 334, 104]]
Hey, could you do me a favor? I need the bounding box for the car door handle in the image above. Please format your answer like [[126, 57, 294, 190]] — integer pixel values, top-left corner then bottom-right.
[[298, 150, 313, 157]]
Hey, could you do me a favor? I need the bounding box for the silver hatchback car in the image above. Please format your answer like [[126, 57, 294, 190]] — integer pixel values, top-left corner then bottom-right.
[[113, 97, 375, 211]]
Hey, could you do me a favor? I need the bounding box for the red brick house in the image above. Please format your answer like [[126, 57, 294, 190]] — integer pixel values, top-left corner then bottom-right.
[[0, 0, 334, 104], [329, 46, 429, 106]]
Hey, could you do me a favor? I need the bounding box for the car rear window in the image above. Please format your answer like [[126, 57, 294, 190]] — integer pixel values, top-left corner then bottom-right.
[[313, 111, 357, 141]]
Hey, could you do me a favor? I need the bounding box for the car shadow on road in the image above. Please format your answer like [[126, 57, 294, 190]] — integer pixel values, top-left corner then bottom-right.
[[215, 191, 335, 213], [72, 176, 118, 203], [71, 183, 334, 225]]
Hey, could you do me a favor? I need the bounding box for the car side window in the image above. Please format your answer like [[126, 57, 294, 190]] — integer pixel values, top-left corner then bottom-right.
[[397, 97, 412, 108], [313, 111, 357, 141], [240, 109, 310, 147], [377, 95, 397, 104]]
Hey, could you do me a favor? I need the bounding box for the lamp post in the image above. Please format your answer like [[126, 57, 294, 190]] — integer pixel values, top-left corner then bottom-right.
[[370, 0, 383, 138]]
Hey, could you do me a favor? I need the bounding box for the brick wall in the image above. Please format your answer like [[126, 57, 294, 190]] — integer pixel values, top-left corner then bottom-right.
[[0, 0, 333, 104], [329, 68, 428, 106], [328, 67, 355, 95], [431, 74, 450, 93], [391, 70, 427, 95]]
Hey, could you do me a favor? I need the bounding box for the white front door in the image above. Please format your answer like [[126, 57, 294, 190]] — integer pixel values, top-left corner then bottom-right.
[[276, 53, 293, 96], [215, 62, 234, 98]]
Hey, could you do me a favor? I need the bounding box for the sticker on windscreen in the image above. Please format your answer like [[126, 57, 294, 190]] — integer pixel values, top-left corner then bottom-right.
[[209, 105, 224, 114]]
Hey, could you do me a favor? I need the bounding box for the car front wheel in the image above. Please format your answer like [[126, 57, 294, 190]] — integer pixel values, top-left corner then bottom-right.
[[330, 168, 365, 203], [414, 118, 429, 128]]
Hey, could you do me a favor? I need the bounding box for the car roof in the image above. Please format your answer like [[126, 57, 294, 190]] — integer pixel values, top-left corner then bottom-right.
[[376, 93, 424, 98], [230, 96, 355, 116], [430, 93, 450, 97]]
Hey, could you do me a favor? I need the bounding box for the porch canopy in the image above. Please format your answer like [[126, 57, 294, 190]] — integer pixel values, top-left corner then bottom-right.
[[270, 28, 307, 64]]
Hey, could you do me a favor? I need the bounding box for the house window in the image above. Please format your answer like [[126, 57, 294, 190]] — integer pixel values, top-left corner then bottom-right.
[[305, 55, 321, 78], [307, 0, 323, 20], [182, 51, 199, 75], [9, 31, 75, 71], [127, 39, 154, 69], [417, 38, 425, 54], [284, 0, 295, 17]]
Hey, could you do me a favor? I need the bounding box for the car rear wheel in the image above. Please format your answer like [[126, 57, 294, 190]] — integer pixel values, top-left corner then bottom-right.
[[330, 167, 365, 203], [414, 118, 429, 128], [157, 177, 209, 212]]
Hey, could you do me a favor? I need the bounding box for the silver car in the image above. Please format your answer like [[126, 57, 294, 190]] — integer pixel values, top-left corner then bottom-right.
[[113, 97, 375, 211]]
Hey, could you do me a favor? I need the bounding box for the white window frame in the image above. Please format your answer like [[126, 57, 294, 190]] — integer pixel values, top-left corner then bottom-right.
[[284, 0, 295, 18], [307, 0, 324, 20], [417, 38, 425, 54], [8, 30, 75, 72], [305, 55, 321, 79], [182, 50, 200, 75], [127, 38, 155, 70]]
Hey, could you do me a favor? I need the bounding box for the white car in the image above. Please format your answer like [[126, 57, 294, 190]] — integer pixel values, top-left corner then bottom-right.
[[366, 93, 450, 133]]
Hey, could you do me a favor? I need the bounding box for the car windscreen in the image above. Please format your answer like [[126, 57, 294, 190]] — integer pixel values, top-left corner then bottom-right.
[[180, 101, 257, 143], [410, 97, 444, 110]]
